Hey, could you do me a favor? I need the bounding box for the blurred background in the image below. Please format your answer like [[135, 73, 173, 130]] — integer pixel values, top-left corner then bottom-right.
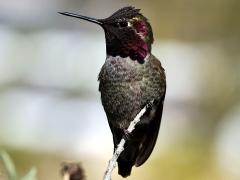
[[0, 0, 239, 179]]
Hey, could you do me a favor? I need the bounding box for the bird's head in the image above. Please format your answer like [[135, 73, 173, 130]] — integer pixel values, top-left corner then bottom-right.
[[59, 6, 153, 63]]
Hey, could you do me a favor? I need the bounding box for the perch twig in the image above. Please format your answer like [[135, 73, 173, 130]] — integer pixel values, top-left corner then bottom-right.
[[103, 104, 148, 180]]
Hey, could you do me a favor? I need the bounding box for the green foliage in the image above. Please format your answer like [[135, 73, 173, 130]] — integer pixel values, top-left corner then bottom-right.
[[0, 150, 37, 180], [20, 167, 37, 180]]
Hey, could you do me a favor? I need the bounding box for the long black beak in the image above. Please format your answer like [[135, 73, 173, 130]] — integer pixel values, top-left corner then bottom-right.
[[58, 12, 103, 26]]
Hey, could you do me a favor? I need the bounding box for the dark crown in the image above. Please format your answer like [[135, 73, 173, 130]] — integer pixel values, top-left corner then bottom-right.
[[104, 7, 143, 22]]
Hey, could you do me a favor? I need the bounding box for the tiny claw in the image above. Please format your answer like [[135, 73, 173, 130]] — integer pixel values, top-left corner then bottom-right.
[[146, 100, 154, 110], [123, 129, 132, 141]]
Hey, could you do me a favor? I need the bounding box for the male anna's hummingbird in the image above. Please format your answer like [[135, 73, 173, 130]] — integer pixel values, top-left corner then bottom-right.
[[59, 6, 166, 178]]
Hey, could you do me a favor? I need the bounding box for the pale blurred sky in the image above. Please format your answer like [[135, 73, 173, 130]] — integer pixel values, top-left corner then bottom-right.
[[0, 1, 239, 179]]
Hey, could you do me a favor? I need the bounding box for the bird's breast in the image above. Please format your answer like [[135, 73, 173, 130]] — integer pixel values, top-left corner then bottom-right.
[[100, 56, 145, 82], [98, 55, 164, 128]]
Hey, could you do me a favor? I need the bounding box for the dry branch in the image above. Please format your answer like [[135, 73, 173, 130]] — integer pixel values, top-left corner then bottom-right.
[[103, 104, 148, 180]]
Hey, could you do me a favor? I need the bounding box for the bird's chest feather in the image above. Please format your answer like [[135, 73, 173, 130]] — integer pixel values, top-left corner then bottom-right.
[[98, 56, 147, 109], [99, 56, 144, 83], [98, 55, 164, 128]]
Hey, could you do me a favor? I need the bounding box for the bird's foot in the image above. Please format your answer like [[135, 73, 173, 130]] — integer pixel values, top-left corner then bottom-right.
[[123, 129, 132, 141], [146, 100, 154, 111]]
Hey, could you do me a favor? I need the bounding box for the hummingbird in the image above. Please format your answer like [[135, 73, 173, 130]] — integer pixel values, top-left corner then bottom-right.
[[59, 6, 166, 178]]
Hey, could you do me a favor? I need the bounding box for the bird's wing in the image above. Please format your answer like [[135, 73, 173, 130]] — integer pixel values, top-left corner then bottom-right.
[[135, 81, 166, 166]]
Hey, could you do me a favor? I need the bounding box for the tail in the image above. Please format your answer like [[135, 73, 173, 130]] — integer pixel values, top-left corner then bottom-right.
[[108, 123, 139, 177], [118, 159, 133, 177], [117, 140, 140, 177]]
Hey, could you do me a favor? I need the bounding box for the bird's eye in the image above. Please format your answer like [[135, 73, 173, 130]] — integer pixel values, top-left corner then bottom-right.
[[114, 21, 128, 28], [119, 21, 128, 27]]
